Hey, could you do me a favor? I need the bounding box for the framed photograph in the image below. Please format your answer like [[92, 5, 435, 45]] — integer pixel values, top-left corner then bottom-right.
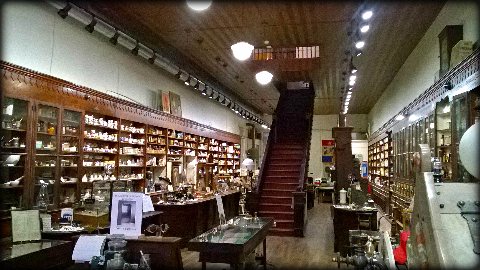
[[162, 91, 171, 114], [169, 92, 182, 117], [322, 139, 335, 163], [110, 192, 143, 236]]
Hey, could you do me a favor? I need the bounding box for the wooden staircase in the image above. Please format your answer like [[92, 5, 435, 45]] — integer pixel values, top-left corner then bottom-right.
[[253, 85, 315, 237]]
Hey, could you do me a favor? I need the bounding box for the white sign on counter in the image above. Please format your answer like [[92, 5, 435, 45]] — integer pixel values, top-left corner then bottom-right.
[[110, 192, 143, 236]]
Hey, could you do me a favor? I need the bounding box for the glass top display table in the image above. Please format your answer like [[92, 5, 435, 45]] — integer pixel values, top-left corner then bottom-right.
[[0, 239, 73, 269], [188, 216, 274, 270]]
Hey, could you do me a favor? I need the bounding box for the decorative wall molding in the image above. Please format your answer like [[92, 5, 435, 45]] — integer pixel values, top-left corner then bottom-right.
[[370, 48, 480, 141], [0, 61, 240, 143]]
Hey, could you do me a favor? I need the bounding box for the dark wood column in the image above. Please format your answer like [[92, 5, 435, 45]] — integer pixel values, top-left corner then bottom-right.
[[332, 126, 353, 199]]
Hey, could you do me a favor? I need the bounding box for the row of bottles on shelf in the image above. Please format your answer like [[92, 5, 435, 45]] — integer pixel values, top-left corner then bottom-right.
[[370, 159, 390, 167], [120, 146, 143, 155], [148, 136, 166, 144], [83, 143, 117, 154], [84, 129, 117, 141], [85, 114, 118, 129], [371, 167, 390, 177], [146, 145, 165, 154], [392, 182, 414, 200], [439, 134, 452, 146], [120, 124, 144, 134], [146, 156, 165, 167], [168, 130, 183, 139], [119, 158, 143, 167]]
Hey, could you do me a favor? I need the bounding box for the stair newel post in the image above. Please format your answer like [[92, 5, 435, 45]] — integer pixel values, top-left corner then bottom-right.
[[332, 126, 354, 203], [292, 190, 306, 237]]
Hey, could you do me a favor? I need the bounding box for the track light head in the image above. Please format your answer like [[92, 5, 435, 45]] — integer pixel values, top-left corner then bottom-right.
[[443, 81, 452, 90], [148, 51, 157, 64], [85, 17, 97, 33], [131, 42, 139, 55], [110, 31, 120, 45], [58, 3, 72, 19]]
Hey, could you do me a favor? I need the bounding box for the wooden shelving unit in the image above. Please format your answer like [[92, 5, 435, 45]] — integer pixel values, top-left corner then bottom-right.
[[0, 62, 241, 238], [368, 133, 392, 213]]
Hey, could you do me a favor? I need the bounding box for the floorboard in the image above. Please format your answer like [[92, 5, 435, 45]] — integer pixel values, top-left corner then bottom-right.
[[181, 202, 350, 270]]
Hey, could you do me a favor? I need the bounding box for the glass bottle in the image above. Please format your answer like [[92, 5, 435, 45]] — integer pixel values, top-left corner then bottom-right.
[[36, 183, 50, 211], [432, 157, 443, 183]]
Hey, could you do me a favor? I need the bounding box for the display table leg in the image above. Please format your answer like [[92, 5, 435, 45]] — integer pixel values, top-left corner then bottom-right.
[[263, 238, 267, 269]]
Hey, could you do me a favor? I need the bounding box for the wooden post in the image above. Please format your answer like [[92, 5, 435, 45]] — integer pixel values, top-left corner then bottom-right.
[[332, 127, 354, 201]]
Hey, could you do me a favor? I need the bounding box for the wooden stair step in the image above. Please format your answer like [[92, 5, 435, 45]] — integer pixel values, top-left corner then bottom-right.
[[268, 160, 302, 165], [264, 176, 299, 183], [258, 210, 294, 220], [264, 173, 300, 178], [272, 144, 304, 149], [267, 228, 296, 237], [267, 164, 301, 169], [269, 156, 302, 160], [258, 203, 292, 212], [274, 219, 295, 229], [262, 189, 295, 197], [260, 196, 292, 204], [262, 182, 298, 190]]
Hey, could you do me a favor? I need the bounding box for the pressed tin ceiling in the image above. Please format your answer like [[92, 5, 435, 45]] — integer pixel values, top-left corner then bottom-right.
[[71, 0, 444, 116]]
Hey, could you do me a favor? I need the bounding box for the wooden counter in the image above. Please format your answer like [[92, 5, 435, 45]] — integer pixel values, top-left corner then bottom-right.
[[152, 191, 240, 246], [331, 204, 378, 256], [0, 239, 73, 270]]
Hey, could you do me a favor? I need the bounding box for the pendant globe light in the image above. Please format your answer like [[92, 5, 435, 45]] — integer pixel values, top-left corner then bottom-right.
[[186, 0, 212, 12], [231, 42, 254, 61], [255, 71, 273, 85]]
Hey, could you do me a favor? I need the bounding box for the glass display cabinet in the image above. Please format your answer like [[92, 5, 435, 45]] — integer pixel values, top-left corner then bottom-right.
[[435, 97, 452, 181], [82, 112, 119, 198], [33, 103, 59, 209], [118, 119, 146, 192], [1, 97, 30, 219], [451, 91, 478, 182], [368, 134, 391, 212], [59, 109, 82, 207], [146, 125, 167, 191], [167, 129, 184, 186]]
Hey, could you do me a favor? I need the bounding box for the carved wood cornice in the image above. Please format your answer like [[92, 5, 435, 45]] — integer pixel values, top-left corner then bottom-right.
[[0, 61, 240, 143], [370, 48, 480, 141]]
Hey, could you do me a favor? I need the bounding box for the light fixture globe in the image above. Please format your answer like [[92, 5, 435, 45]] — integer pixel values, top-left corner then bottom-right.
[[241, 157, 255, 171], [231, 42, 254, 61], [255, 71, 273, 85], [186, 0, 212, 11]]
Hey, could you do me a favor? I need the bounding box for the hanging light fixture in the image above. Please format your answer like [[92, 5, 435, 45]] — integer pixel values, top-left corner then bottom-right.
[[57, 3, 72, 19], [350, 59, 357, 74], [361, 10, 373, 20], [231, 42, 254, 61], [85, 17, 97, 33], [186, 0, 212, 11], [395, 114, 405, 121], [131, 41, 139, 55], [360, 24, 370, 33], [255, 71, 273, 85], [110, 31, 120, 45], [355, 41, 365, 49], [148, 51, 157, 64]]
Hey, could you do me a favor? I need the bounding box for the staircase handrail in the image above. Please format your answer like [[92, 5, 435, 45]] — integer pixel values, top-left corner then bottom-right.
[[255, 113, 277, 194], [295, 122, 309, 192]]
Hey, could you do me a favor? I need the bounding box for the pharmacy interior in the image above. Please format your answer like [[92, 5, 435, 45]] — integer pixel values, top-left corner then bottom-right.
[[1, 1, 480, 270]]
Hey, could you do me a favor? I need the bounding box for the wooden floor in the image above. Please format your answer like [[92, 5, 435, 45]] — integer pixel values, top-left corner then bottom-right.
[[181, 202, 344, 270]]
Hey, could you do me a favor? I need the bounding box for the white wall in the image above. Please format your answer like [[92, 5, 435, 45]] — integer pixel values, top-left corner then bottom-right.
[[352, 140, 368, 162], [1, 1, 247, 135], [368, 1, 480, 132], [307, 114, 368, 178]]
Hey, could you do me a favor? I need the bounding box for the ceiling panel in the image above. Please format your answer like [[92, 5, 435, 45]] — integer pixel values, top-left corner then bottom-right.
[[74, 1, 444, 115]]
